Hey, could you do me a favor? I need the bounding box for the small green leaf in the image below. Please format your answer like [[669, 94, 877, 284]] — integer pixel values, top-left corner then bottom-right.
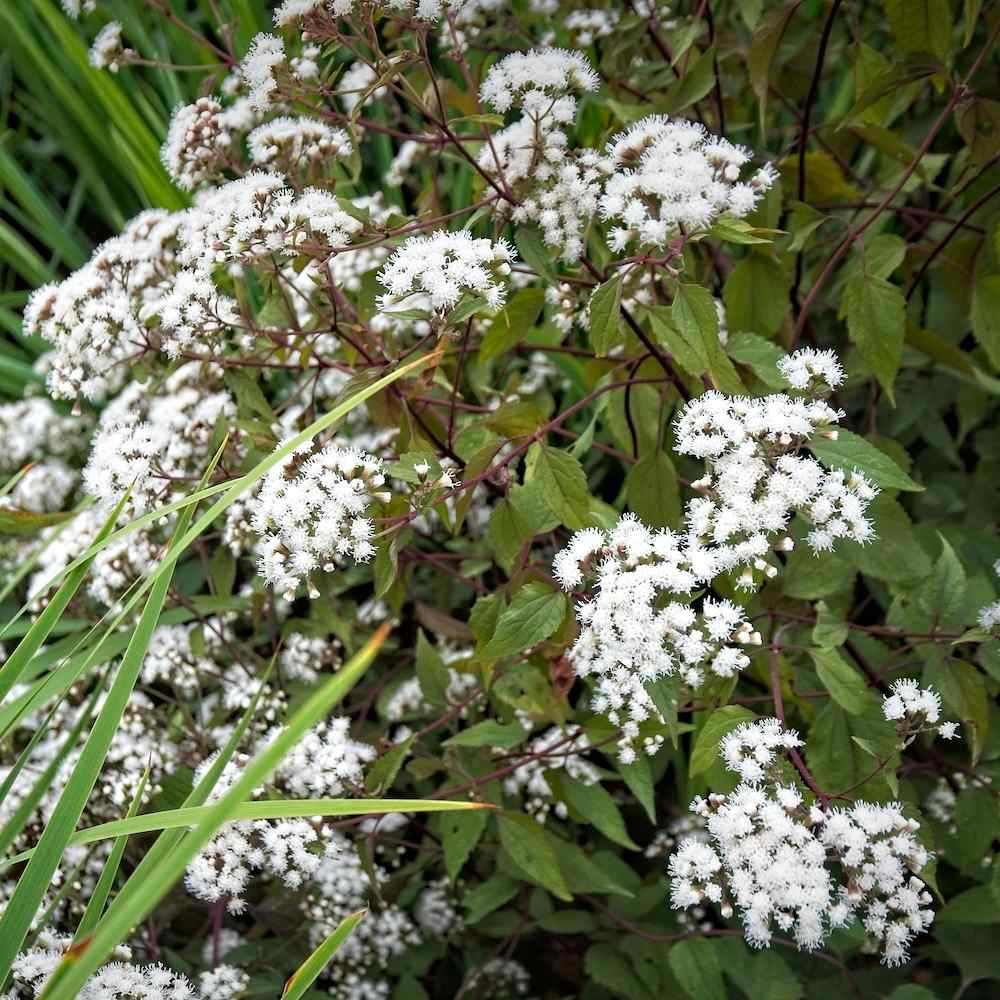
[[440, 809, 488, 882], [480, 288, 546, 362], [668, 938, 726, 1000], [627, 451, 680, 529], [483, 583, 567, 660], [689, 706, 756, 777], [524, 443, 590, 530], [845, 272, 905, 403], [811, 648, 876, 715], [444, 720, 528, 749], [498, 812, 572, 901], [560, 778, 639, 851], [589, 276, 623, 357], [810, 430, 923, 491]]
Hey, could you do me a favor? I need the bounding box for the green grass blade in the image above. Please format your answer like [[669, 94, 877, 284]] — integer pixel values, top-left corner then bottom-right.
[[72, 764, 149, 941], [282, 910, 367, 1000], [1, 798, 488, 870], [0, 496, 125, 703], [38, 624, 392, 1000], [0, 500, 188, 979]]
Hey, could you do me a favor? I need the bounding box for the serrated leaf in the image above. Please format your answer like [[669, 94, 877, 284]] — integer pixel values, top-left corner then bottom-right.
[[560, 778, 639, 850], [672, 283, 745, 394], [444, 720, 527, 749], [440, 808, 488, 882], [498, 812, 572, 901], [524, 443, 590, 530], [627, 451, 680, 529], [690, 706, 756, 777], [415, 630, 449, 706], [480, 288, 545, 362], [669, 938, 726, 1000], [845, 273, 905, 403], [810, 430, 922, 491], [589, 276, 623, 357], [811, 648, 876, 714], [723, 254, 788, 337], [483, 582, 567, 660]]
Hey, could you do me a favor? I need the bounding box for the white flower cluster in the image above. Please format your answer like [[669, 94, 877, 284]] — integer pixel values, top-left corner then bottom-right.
[[2, 932, 197, 1000], [882, 680, 959, 742], [465, 958, 534, 997], [564, 9, 620, 44], [162, 96, 260, 191], [250, 442, 384, 601], [304, 830, 421, 998], [82, 364, 238, 518], [88, 21, 125, 72], [479, 50, 605, 262], [502, 727, 601, 821], [247, 117, 351, 176], [274, 0, 474, 26], [198, 965, 248, 1000], [24, 210, 182, 401], [667, 719, 935, 966], [279, 631, 342, 682], [186, 719, 373, 913], [376, 231, 514, 314], [241, 34, 285, 111], [976, 559, 1000, 631], [601, 116, 777, 250], [720, 717, 804, 782], [553, 351, 876, 757], [142, 621, 225, 698]]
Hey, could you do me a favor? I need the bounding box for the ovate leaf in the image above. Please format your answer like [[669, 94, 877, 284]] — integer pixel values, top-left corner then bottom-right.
[[810, 430, 923, 491], [483, 582, 567, 660]]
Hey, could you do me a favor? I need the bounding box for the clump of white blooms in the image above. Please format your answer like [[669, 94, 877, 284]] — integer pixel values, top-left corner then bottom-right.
[[241, 33, 285, 111], [279, 631, 342, 682], [882, 680, 959, 743], [250, 443, 385, 600], [88, 21, 125, 72], [198, 965, 248, 1000], [601, 116, 777, 251], [338, 61, 385, 112], [275, 0, 479, 26], [667, 718, 935, 966], [776, 347, 845, 392], [554, 350, 877, 758], [377, 231, 513, 314], [3, 932, 197, 999], [564, 8, 620, 45], [185, 719, 373, 913], [247, 117, 352, 176], [465, 958, 534, 997], [976, 559, 1000, 632], [161, 97, 257, 191], [503, 727, 601, 821], [479, 49, 606, 261], [720, 718, 804, 783]]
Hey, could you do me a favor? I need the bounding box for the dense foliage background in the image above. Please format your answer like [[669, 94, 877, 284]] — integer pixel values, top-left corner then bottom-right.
[[0, 1, 999, 998]]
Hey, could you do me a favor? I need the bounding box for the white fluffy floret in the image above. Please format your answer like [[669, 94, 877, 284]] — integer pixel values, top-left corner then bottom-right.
[[199, 965, 249, 1000], [777, 348, 845, 392], [241, 33, 285, 111], [480, 48, 601, 114], [275, 0, 480, 25], [88, 21, 124, 72], [247, 117, 352, 171], [376, 231, 513, 313], [249, 442, 384, 600], [600, 115, 776, 250], [666, 719, 935, 965]]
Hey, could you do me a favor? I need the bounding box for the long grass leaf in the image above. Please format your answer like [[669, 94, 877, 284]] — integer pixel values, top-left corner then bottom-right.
[[282, 910, 367, 1000], [39, 624, 391, 1000]]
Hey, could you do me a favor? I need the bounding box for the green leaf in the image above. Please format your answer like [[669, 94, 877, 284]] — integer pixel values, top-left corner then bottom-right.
[[480, 288, 546, 362], [498, 812, 572, 901], [723, 255, 788, 337], [560, 778, 639, 850], [748, 3, 799, 128], [882, 0, 952, 62], [812, 602, 849, 648], [282, 910, 366, 1000], [464, 872, 520, 924], [627, 451, 680, 529], [807, 703, 896, 798], [971, 273, 1000, 371], [483, 582, 567, 660], [468, 593, 503, 653], [589, 276, 623, 357], [672, 283, 745, 394], [845, 273, 905, 403], [445, 720, 528, 749], [690, 706, 756, 777], [524, 443, 590, 530], [809, 430, 923, 491], [667, 45, 717, 113], [811, 648, 877, 714], [916, 535, 967, 629], [223, 368, 274, 422], [925, 656, 989, 764], [416, 629, 450, 706], [668, 938, 726, 1000], [440, 808, 488, 882], [365, 737, 414, 794], [0, 508, 76, 536], [514, 226, 558, 282], [586, 943, 655, 1000]]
